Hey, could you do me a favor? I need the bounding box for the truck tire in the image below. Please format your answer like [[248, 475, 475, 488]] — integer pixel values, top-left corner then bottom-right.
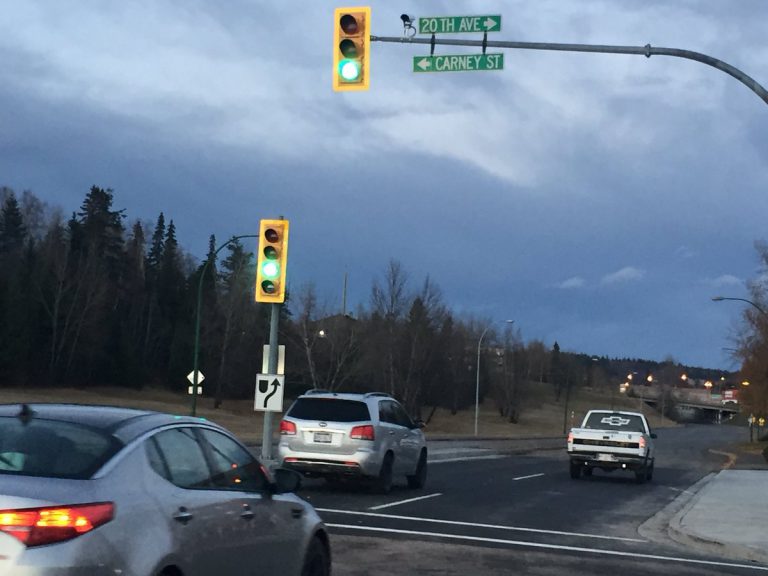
[[569, 461, 581, 479], [646, 461, 654, 482], [634, 467, 646, 484]]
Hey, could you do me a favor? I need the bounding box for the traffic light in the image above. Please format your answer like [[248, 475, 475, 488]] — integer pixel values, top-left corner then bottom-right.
[[255, 219, 289, 303], [333, 7, 371, 92]]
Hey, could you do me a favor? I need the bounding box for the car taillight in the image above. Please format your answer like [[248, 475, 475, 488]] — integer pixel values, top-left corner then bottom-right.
[[350, 425, 375, 441], [639, 436, 646, 449], [0, 502, 114, 547], [280, 420, 297, 435]]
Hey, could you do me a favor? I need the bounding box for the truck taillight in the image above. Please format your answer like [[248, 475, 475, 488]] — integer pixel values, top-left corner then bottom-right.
[[639, 436, 646, 449], [567, 432, 574, 443]]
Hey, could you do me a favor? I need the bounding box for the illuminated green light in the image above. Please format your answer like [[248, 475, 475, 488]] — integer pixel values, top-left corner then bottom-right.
[[262, 261, 279, 279], [339, 59, 361, 81]]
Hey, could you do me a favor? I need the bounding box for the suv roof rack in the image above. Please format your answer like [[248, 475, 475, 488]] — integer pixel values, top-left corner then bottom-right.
[[305, 389, 333, 395], [363, 392, 392, 399]]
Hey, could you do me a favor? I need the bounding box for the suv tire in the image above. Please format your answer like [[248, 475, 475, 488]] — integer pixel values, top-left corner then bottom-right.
[[407, 450, 428, 489]]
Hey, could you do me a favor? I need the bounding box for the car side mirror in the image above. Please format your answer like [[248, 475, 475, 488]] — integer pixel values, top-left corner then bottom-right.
[[271, 467, 302, 494], [650, 433, 657, 439]]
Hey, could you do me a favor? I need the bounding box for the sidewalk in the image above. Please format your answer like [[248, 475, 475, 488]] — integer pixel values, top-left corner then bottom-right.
[[668, 469, 768, 565]]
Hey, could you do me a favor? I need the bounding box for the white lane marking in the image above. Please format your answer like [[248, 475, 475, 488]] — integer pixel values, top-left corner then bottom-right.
[[369, 493, 443, 511], [317, 508, 646, 543], [513, 473, 545, 481], [429, 455, 506, 464], [326, 524, 768, 572], [429, 448, 493, 454]]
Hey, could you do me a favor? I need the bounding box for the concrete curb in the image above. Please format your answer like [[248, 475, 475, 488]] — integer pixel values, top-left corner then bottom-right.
[[666, 472, 768, 566]]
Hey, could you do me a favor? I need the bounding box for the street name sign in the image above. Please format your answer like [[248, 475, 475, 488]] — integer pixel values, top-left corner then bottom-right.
[[254, 373, 285, 412], [413, 53, 504, 73], [419, 15, 501, 35]]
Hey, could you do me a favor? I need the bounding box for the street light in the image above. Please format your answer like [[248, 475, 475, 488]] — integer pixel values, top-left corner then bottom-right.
[[711, 296, 768, 317], [475, 319, 514, 436]]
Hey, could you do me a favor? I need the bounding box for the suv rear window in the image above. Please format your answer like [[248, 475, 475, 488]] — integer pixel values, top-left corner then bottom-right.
[[0, 417, 121, 480], [288, 398, 371, 422]]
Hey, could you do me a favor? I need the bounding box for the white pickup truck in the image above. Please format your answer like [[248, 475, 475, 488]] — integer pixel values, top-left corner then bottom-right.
[[567, 410, 656, 483]]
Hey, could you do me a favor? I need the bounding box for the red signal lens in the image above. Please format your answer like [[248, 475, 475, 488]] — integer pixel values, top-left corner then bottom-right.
[[340, 14, 359, 34], [265, 228, 279, 243]]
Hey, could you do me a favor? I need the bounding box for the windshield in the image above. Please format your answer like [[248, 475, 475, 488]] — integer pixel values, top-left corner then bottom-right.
[[0, 417, 121, 480]]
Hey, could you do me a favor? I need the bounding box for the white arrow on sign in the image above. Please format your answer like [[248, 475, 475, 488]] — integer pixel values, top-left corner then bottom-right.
[[416, 58, 431, 71], [187, 370, 205, 384], [484, 17, 498, 30]]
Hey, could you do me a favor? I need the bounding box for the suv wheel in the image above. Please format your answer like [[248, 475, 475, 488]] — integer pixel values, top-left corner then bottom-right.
[[407, 450, 427, 489], [375, 453, 394, 494]]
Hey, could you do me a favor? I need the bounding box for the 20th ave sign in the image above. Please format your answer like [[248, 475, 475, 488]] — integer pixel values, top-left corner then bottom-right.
[[413, 53, 504, 73], [419, 15, 502, 35]]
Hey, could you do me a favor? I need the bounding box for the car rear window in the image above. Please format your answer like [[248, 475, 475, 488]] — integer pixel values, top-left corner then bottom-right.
[[583, 413, 647, 433], [0, 417, 122, 480], [287, 398, 371, 422]]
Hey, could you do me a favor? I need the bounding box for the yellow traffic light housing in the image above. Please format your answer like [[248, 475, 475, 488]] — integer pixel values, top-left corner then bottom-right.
[[333, 7, 371, 92], [255, 219, 289, 303]]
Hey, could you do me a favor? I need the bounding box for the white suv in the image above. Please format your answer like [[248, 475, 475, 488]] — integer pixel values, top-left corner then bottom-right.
[[277, 391, 427, 493]]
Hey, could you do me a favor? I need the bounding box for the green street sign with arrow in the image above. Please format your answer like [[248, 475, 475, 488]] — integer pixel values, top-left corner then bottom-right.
[[418, 15, 501, 35], [413, 53, 504, 73]]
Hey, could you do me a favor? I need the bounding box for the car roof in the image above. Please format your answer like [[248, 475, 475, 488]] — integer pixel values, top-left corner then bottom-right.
[[0, 403, 224, 443], [297, 391, 391, 402]]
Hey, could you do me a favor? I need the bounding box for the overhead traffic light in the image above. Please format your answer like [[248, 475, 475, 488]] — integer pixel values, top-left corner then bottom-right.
[[333, 7, 371, 92], [255, 219, 289, 303]]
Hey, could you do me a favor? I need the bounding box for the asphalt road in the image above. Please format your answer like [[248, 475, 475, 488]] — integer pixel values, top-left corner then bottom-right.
[[293, 424, 767, 576]]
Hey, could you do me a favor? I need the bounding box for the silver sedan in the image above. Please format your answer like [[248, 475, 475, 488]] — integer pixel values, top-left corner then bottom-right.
[[0, 403, 330, 576]]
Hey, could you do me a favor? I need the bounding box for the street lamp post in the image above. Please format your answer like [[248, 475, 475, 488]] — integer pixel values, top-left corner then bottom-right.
[[191, 234, 258, 416], [475, 319, 514, 437], [711, 296, 768, 317]]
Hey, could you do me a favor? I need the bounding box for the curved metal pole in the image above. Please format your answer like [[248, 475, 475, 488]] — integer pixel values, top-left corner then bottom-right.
[[475, 325, 492, 437], [371, 36, 768, 106], [711, 296, 768, 317], [191, 234, 258, 416]]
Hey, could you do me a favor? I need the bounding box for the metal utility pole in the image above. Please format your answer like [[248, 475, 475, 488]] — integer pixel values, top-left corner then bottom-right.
[[371, 35, 768, 106], [261, 302, 280, 462]]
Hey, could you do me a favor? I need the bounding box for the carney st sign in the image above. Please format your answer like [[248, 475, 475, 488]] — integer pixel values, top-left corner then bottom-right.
[[418, 15, 502, 35], [413, 53, 504, 73]]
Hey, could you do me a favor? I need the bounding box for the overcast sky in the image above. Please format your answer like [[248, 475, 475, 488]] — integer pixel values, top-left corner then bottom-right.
[[2, 0, 768, 369]]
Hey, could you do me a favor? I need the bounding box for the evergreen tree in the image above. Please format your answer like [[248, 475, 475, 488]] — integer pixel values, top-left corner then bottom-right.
[[0, 193, 27, 254]]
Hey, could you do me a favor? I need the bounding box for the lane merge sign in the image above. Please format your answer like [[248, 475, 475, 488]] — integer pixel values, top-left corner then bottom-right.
[[419, 15, 501, 35], [255, 373, 285, 412], [413, 53, 504, 73]]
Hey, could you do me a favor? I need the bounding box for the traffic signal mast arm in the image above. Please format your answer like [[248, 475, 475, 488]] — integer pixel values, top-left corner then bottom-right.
[[370, 34, 768, 106]]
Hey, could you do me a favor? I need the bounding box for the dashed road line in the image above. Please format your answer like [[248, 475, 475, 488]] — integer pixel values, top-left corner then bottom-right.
[[368, 493, 443, 511], [513, 473, 545, 481], [429, 454, 507, 464]]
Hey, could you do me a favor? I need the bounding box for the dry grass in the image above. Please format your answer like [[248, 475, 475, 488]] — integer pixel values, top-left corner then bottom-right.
[[0, 383, 675, 444]]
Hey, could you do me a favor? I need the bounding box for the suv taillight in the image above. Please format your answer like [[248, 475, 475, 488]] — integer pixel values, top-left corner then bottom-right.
[[350, 425, 375, 441], [280, 420, 297, 435], [0, 502, 114, 547]]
